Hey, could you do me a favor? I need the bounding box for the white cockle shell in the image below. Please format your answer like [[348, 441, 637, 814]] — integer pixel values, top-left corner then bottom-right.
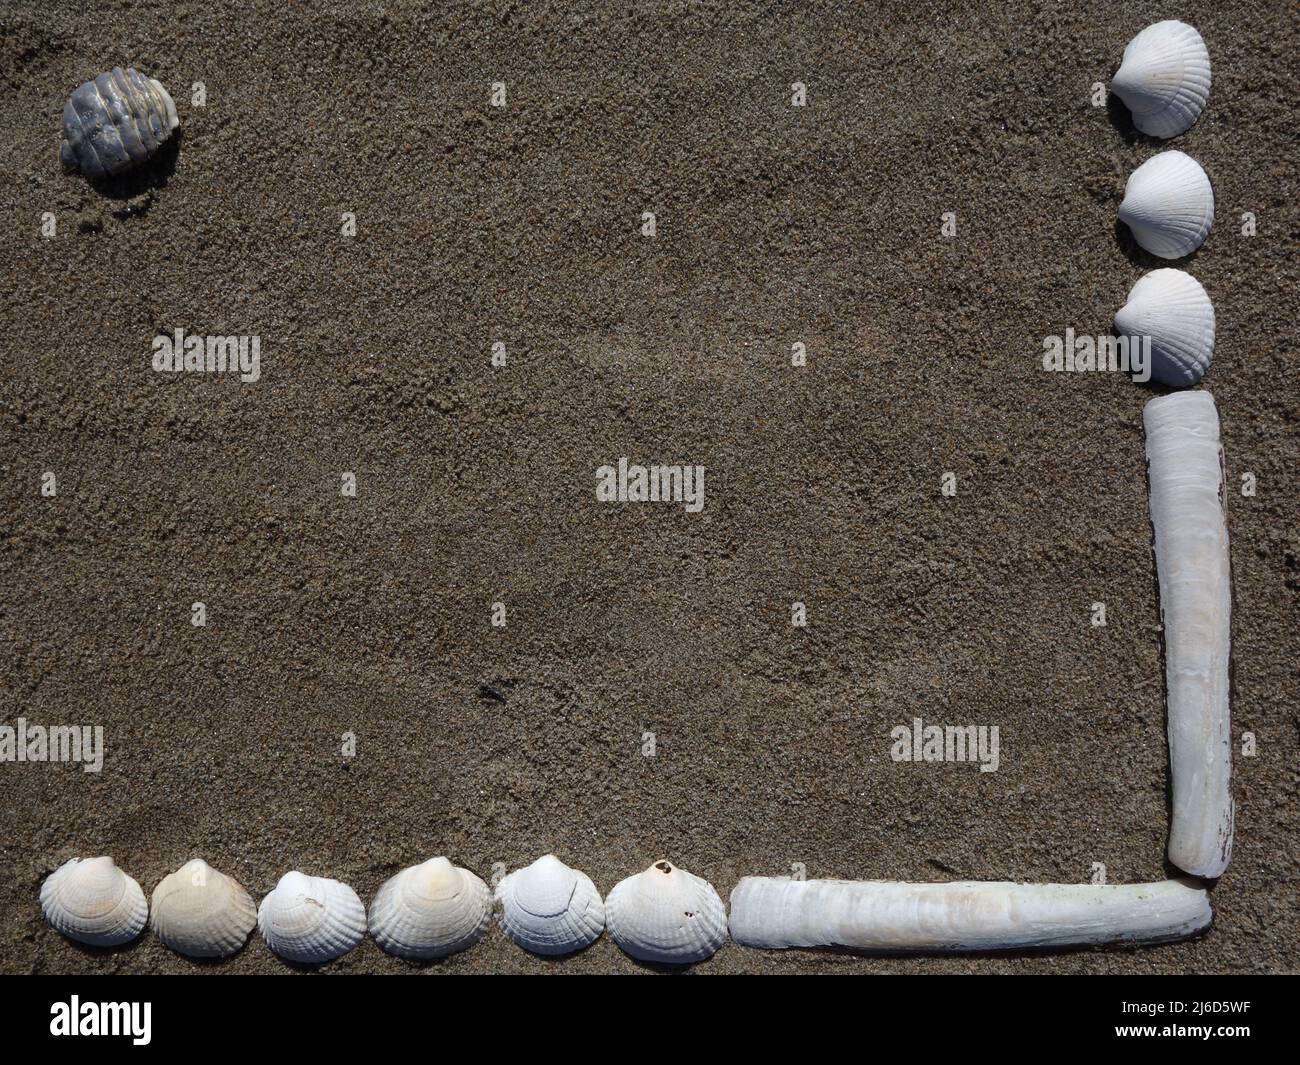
[[1111, 21, 1211, 139], [150, 858, 257, 958], [369, 857, 491, 960], [1118, 151, 1214, 259], [495, 854, 605, 955], [257, 871, 366, 963], [1114, 268, 1215, 386], [40, 856, 148, 947], [605, 860, 727, 964]]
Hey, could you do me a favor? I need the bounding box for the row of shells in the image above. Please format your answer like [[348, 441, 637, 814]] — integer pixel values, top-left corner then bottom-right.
[[40, 855, 728, 965], [1109, 22, 1216, 387]]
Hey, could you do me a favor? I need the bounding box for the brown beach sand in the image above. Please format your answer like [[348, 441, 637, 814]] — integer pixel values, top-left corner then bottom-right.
[[1, 1, 1297, 974]]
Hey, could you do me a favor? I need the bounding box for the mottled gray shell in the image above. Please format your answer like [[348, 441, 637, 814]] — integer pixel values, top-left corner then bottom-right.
[[60, 67, 179, 180]]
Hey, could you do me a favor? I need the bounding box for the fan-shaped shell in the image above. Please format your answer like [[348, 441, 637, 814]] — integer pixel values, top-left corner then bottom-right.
[[369, 857, 491, 960], [1111, 21, 1211, 139], [605, 860, 727, 964], [257, 871, 365, 964], [40, 856, 148, 947], [150, 859, 256, 958], [495, 854, 605, 955], [1118, 151, 1214, 259], [60, 67, 180, 180], [1114, 269, 1216, 387]]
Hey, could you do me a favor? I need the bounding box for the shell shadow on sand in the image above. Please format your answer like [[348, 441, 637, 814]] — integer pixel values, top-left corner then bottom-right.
[[73, 132, 181, 214]]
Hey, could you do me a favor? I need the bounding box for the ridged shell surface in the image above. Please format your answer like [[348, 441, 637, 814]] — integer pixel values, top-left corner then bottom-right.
[[60, 67, 180, 180], [1114, 269, 1215, 386], [496, 854, 605, 955], [1118, 151, 1214, 259], [257, 871, 366, 963], [40, 856, 148, 947], [369, 857, 491, 960], [605, 860, 727, 964], [1111, 21, 1211, 138], [150, 859, 256, 958]]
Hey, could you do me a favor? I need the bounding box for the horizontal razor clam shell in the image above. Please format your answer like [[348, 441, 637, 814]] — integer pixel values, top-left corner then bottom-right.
[[1143, 391, 1233, 877], [729, 877, 1212, 951]]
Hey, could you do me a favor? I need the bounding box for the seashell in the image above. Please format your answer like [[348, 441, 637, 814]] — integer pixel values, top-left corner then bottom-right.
[[729, 877, 1212, 951], [150, 859, 256, 958], [1114, 268, 1215, 386], [60, 67, 179, 180], [495, 854, 605, 955], [40, 856, 148, 947], [1144, 392, 1233, 878], [1118, 151, 1214, 259], [1111, 21, 1211, 139], [369, 857, 491, 960], [605, 860, 727, 964], [257, 871, 366, 963]]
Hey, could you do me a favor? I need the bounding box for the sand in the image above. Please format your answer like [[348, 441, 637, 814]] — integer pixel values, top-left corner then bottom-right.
[[1, 0, 1297, 974]]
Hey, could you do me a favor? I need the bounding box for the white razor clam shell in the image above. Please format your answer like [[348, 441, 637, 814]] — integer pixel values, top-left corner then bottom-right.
[[729, 877, 1213, 951], [1143, 391, 1233, 877]]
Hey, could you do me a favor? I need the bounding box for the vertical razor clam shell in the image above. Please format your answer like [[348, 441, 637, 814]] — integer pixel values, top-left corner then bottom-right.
[[1143, 391, 1233, 877]]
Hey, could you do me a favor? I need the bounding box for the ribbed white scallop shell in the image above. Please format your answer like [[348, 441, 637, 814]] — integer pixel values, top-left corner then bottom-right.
[[368, 857, 491, 960], [1111, 21, 1211, 138], [257, 871, 366, 963], [150, 858, 257, 958], [605, 860, 727, 964], [1118, 151, 1214, 259], [1114, 268, 1215, 386], [40, 856, 148, 947], [496, 854, 605, 955]]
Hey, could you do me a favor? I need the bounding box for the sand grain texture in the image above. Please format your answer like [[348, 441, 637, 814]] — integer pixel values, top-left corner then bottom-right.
[[1, 1, 1297, 973]]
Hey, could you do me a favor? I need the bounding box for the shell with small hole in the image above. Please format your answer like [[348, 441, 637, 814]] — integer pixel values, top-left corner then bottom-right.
[[369, 857, 491, 960], [605, 860, 727, 964], [60, 67, 180, 180], [1111, 21, 1211, 139], [1114, 268, 1216, 387], [1118, 151, 1214, 259], [40, 856, 148, 947], [495, 854, 605, 955], [257, 871, 366, 963], [150, 859, 256, 959]]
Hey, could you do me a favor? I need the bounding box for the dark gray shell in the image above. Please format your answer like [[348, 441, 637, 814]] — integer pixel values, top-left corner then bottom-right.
[[60, 67, 179, 180]]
